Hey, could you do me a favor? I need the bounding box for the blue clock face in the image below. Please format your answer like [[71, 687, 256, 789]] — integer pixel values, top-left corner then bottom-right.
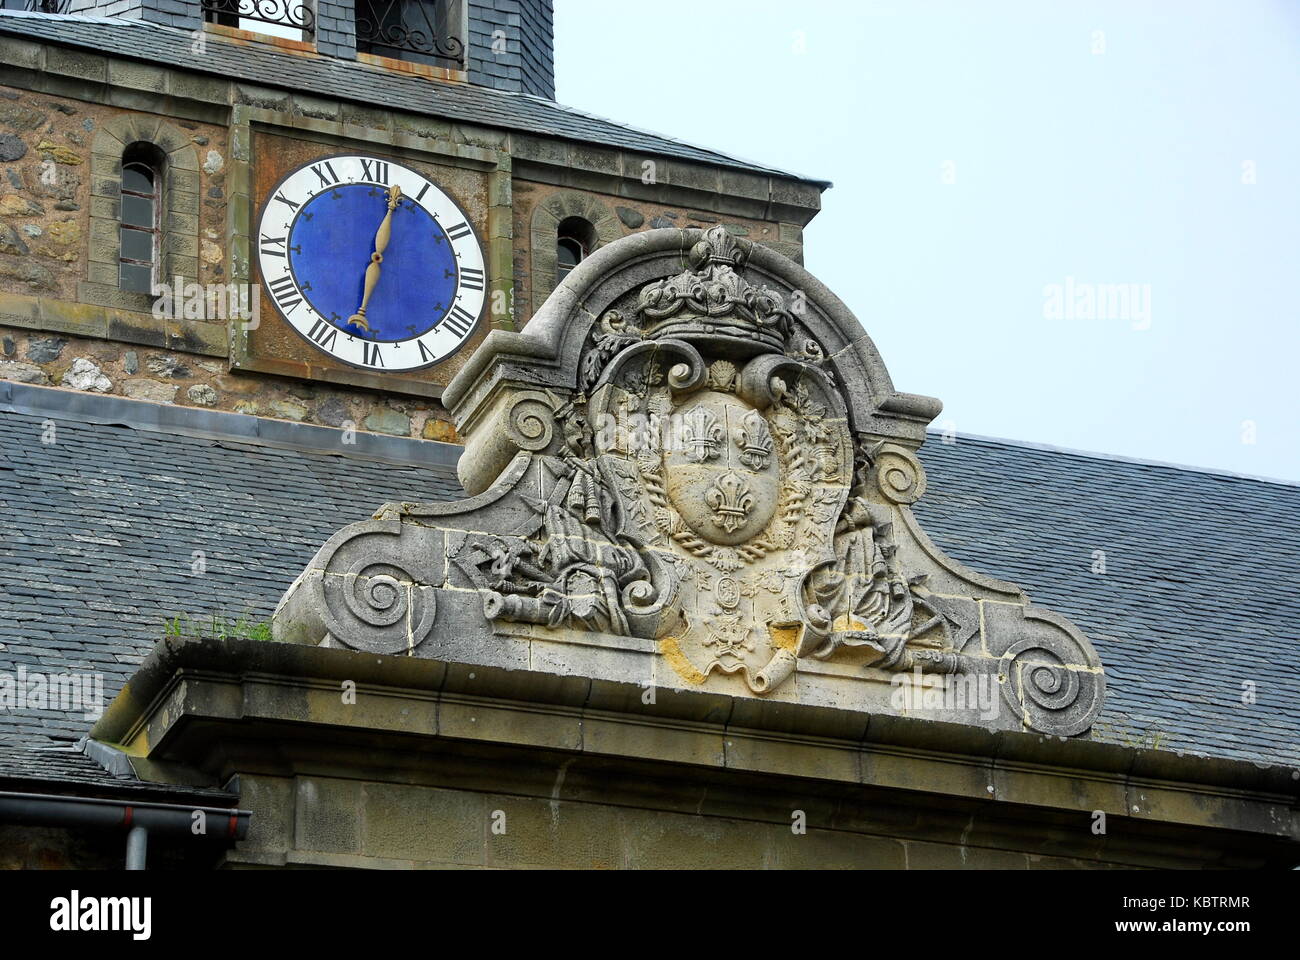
[[256, 155, 486, 373]]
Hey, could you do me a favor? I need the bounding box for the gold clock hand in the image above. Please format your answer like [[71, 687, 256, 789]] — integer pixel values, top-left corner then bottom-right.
[[347, 184, 403, 332]]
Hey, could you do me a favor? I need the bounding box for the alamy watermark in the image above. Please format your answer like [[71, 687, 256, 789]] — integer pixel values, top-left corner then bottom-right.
[[890, 667, 1000, 721], [0, 666, 104, 720], [151, 277, 260, 328], [1043, 276, 1151, 329]]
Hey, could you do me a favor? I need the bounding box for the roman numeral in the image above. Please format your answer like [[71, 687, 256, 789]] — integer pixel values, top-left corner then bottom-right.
[[260, 234, 287, 257], [459, 267, 484, 291], [418, 340, 436, 363], [306, 318, 338, 351], [442, 304, 477, 339], [415, 183, 430, 203], [360, 159, 389, 184], [444, 220, 472, 241], [273, 192, 300, 212], [362, 342, 384, 367], [311, 161, 339, 187], [267, 274, 302, 314]]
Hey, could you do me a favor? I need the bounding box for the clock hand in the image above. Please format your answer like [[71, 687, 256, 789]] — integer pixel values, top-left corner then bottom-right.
[[347, 184, 403, 332]]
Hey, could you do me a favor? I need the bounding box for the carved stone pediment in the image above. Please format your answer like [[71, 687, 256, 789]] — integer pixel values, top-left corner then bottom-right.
[[273, 227, 1105, 737]]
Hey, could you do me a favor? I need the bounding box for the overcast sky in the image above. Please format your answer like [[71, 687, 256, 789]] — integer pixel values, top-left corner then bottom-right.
[[553, 0, 1299, 482]]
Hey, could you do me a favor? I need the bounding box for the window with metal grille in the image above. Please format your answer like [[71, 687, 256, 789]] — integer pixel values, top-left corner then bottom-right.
[[355, 0, 465, 68], [119, 147, 162, 294], [201, 0, 314, 40]]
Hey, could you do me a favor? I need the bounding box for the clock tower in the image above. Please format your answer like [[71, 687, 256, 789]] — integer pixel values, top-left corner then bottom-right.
[[0, 0, 824, 434]]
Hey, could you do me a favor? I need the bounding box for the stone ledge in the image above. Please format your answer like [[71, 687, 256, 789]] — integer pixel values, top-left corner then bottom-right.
[[90, 635, 1300, 848], [0, 380, 463, 468], [0, 291, 226, 357]]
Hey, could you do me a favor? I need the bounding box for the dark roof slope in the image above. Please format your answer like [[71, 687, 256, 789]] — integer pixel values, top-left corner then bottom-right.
[[915, 437, 1300, 767], [0, 11, 826, 184], [1, 386, 1297, 771], [0, 741, 236, 802]]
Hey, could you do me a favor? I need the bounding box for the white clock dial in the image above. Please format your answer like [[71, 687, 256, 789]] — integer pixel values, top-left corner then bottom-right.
[[255, 154, 486, 373]]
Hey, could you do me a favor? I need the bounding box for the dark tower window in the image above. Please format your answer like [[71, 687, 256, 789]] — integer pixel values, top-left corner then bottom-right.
[[355, 0, 465, 69], [119, 144, 163, 294], [556, 217, 597, 285]]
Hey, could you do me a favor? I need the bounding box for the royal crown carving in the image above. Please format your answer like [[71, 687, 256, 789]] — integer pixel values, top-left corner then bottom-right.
[[634, 227, 792, 355], [274, 227, 1105, 737]]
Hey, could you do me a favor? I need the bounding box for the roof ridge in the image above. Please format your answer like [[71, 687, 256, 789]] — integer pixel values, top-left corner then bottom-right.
[[926, 429, 1300, 489], [0, 11, 828, 186], [533, 93, 832, 187]]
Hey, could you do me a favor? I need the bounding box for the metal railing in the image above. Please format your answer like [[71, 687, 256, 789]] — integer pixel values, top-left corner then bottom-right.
[[201, 0, 315, 36], [13, 0, 74, 13], [355, 0, 464, 67]]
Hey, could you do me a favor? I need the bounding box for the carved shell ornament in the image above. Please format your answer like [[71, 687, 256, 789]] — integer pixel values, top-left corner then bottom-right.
[[274, 225, 1106, 739]]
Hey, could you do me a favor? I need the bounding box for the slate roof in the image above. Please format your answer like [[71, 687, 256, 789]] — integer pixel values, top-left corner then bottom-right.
[[0, 741, 236, 802], [0, 11, 828, 185], [1, 385, 1297, 782]]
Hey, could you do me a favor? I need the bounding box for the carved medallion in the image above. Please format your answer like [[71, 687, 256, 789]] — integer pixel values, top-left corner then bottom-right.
[[663, 392, 780, 547]]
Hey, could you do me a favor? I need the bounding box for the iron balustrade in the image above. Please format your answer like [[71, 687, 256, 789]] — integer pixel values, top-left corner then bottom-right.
[[201, 0, 315, 36], [355, 0, 464, 67]]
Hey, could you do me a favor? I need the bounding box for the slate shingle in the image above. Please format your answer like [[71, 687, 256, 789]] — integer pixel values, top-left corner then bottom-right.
[[0, 11, 825, 184], [1, 402, 1296, 773]]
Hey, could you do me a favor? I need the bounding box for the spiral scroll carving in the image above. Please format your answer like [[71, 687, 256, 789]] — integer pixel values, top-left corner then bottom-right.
[[506, 395, 556, 452], [998, 634, 1104, 737], [317, 545, 437, 655], [874, 446, 927, 504]]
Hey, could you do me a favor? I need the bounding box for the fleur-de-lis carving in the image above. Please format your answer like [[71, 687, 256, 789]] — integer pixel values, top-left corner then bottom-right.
[[680, 406, 723, 463], [706, 471, 755, 533], [733, 408, 774, 471]]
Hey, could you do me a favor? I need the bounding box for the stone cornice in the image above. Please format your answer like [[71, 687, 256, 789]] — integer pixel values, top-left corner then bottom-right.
[[92, 636, 1300, 851]]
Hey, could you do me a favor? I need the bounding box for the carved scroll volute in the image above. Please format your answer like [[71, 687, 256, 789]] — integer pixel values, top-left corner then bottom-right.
[[871, 443, 927, 505], [273, 518, 441, 655], [985, 606, 1106, 737], [594, 338, 707, 397], [505, 391, 559, 454], [457, 389, 566, 496]]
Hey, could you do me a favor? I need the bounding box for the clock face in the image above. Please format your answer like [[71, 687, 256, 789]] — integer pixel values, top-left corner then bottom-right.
[[255, 154, 486, 373]]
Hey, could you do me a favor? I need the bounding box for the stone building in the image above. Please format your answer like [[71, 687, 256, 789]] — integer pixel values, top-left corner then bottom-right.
[[0, 2, 1297, 870]]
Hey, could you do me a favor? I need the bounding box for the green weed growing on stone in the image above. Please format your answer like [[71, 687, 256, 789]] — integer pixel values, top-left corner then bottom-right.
[[163, 611, 274, 642]]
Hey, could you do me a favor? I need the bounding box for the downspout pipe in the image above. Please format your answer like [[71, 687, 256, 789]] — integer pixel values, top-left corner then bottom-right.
[[126, 825, 148, 871], [0, 791, 251, 869]]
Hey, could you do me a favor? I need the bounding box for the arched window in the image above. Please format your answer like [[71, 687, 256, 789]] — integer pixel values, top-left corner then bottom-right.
[[556, 216, 597, 285], [119, 143, 164, 294]]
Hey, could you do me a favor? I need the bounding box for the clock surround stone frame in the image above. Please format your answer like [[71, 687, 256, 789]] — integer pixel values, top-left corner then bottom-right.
[[232, 115, 512, 399]]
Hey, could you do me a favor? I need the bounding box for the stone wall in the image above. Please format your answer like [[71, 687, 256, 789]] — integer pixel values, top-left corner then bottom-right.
[[0, 823, 226, 869], [232, 769, 1106, 869], [0, 325, 460, 441], [511, 179, 797, 326], [0, 84, 229, 301]]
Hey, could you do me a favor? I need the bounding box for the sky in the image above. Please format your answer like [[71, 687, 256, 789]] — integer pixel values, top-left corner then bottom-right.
[[553, 0, 1300, 482]]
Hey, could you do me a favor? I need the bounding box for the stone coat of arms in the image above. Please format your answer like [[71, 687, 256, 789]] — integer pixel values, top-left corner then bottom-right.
[[273, 227, 1106, 738]]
